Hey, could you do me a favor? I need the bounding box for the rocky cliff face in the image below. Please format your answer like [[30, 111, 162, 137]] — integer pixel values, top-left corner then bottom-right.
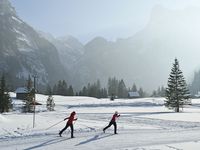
[[0, 0, 68, 89]]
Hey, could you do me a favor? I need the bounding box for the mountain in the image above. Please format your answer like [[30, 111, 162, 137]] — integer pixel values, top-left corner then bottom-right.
[[0, 0, 68, 90], [39, 32, 84, 72], [2, 1, 200, 93], [72, 6, 200, 92]]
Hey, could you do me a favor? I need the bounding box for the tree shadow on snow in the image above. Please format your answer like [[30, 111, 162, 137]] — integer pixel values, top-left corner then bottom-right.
[[75, 133, 113, 146], [23, 137, 70, 150]]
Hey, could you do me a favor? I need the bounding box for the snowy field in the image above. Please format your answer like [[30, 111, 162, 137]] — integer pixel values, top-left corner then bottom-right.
[[1, 93, 200, 149]]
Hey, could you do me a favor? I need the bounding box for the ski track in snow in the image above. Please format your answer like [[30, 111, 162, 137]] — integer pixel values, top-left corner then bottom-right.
[[2, 95, 200, 149], [2, 115, 200, 150], [1, 127, 200, 150]]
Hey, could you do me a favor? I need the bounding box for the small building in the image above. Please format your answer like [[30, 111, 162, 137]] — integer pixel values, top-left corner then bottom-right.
[[128, 91, 140, 99], [15, 87, 29, 100]]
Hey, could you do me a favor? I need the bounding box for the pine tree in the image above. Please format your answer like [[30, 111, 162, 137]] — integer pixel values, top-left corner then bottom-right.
[[61, 80, 68, 96], [68, 85, 74, 96], [107, 77, 119, 98], [118, 79, 127, 98], [153, 86, 166, 97], [138, 87, 145, 98], [189, 70, 200, 96], [53, 80, 68, 96], [22, 76, 34, 113], [27, 75, 32, 91], [165, 58, 191, 112], [46, 95, 55, 111], [131, 83, 137, 92], [81, 86, 88, 96], [0, 74, 12, 113], [96, 80, 101, 98]]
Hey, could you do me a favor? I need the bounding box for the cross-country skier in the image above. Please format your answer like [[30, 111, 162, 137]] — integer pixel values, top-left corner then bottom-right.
[[59, 111, 77, 138], [103, 111, 120, 134]]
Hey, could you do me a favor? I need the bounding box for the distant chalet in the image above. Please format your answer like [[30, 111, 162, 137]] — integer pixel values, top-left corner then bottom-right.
[[15, 87, 41, 105], [15, 87, 29, 100], [128, 92, 140, 99]]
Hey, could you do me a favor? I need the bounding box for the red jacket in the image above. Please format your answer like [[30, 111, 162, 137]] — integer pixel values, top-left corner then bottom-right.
[[111, 113, 120, 122], [64, 112, 77, 125]]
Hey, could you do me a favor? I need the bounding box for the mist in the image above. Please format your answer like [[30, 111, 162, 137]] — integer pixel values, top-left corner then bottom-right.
[[9, 0, 200, 92]]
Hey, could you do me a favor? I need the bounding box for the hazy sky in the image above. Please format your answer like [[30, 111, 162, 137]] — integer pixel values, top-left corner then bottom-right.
[[10, 0, 200, 43]]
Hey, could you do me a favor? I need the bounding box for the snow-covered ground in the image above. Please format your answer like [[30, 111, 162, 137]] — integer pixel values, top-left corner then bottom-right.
[[1, 93, 200, 149]]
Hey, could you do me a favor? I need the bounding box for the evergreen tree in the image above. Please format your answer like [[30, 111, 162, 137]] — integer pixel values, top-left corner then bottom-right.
[[23, 76, 34, 113], [27, 75, 33, 91], [118, 79, 127, 98], [68, 85, 74, 96], [102, 88, 108, 98], [131, 83, 137, 92], [152, 86, 166, 97], [99, 88, 108, 98], [81, 86, 88, 96], [107, 77, 119, 98], [165, 58, 191, 112], [189, 70, 200, 96], [79, 80, 107, 98], [52, 80, 68, 96], [46, 95, 55, 111], [96, 80, 101, 98], [138, 87, 145, 98], [88, 82, 98, 98], [56, 80, 62, 95], [0, 74, 12, 113], [151, 90, 157, 97], [61, 80, 68, 96], [160, 86, 166, 97]]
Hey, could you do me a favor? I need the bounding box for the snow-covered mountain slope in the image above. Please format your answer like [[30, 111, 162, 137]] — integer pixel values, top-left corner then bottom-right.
[[39, 32, 84, 71], [1, 93, 200, 149], [0, 0, 68, 88]]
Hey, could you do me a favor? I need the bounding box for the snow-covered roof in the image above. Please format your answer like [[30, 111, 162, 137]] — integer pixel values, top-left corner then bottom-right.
[[15, 87, 28, 94], [128, 91, 140, 97]]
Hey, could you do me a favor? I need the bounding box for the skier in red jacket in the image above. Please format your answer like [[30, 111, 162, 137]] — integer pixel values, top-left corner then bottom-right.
[[59, 111, 77, 138], [103, 111, 120, 134]]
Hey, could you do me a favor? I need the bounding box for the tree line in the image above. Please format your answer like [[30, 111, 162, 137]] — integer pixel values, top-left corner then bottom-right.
[[0, 58, 192, 113], [45, 78, 146, 99]]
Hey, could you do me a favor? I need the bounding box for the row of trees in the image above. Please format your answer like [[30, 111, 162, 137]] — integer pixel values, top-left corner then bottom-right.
[[46, 78, 146, 99], [79, 80, 108, 98], [151, 86, 166, 97], [46, 80, 74, 96], [25, 58, 192, 113], [23, 58, 192, 113], [0, 58, 191, 113], [107, 78, 146, 98]]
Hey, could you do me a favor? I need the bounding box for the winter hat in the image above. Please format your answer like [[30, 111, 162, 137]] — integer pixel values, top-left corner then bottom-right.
[[115, 111, 118, 114]]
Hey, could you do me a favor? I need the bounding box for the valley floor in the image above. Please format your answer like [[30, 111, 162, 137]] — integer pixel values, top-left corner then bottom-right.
[[1, 94, 200, 150]]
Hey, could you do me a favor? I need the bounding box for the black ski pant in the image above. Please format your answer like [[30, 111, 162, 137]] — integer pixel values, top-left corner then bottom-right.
[[59, 123, 74, 138], [103, 121, 117, 134]]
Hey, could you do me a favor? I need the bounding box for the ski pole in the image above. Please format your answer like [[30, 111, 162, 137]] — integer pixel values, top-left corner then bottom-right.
[[46, 120, 64, 130]]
